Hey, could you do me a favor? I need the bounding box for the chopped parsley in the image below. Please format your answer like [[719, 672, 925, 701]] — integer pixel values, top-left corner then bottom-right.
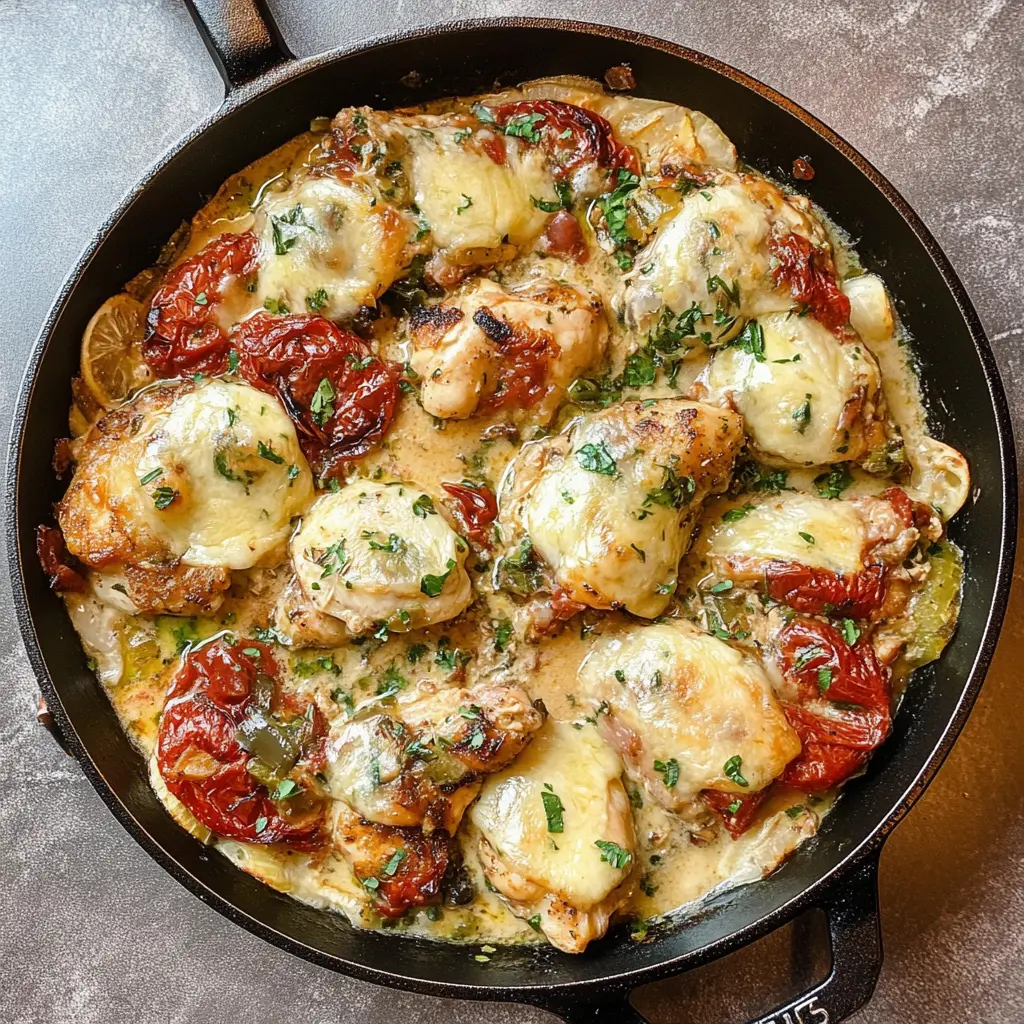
[[270, 203, 314, 255], [729, 318, 765, 361], [262, 296, 290, 315], [576, 441, 617, 476], [799, 531, 815, 545], [706, 275, 740, 307], [346, 352, 375, 371], [723, 755, 749, 787], [493, 618, 513, 652], [272, 779, 300, 800], [420, 558, 456, 597], [722, 503, 756, 522], [734, 460, 788, 495], [139, 468, 163, 486], [257, 440, 285, 464], [456, 194, 474, 214], [316, 539, 348, 578], [153, 486, 177, 510], [817, 667, 833, 691], [792, 397, 812, 433], [710, 580, 734, 594], [381, 849, 407, 876], [595, 840, 632, 870], [503, 112, 546, 142], [643, 465, 695, 510], [595, 167, 641, 250], [531, 194, 563, 214], [365, 532, 406, 554], [815, 464, 854, 500], [541, 785, 565, 833], [306, 287, 329, 312], [411, 493, 436, 518], [310, 377, 336, 426], [841, 618, 861, 646], [406, 643, 428, 663], [653, 758, 680, 789]]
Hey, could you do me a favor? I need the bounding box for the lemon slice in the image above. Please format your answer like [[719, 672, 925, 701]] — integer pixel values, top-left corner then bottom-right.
[[80, 293, 151, 408]]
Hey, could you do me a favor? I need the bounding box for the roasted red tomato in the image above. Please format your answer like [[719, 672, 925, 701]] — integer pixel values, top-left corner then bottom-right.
[[470, 306, 559, 412], [35, 524, 87, 593], [144, 231, 259, 376], [233, 313, 401, 477], [765, 561, 887, 619], [156, 638, 326, 847], [482, 100, 640, 182], [702, 788, 767, 839], [777, 618, 886, 707], [782, 743, 869, 791], [777, 617, 891, 792], [441, 481, 498, 544], [767, 231, 850, 335]]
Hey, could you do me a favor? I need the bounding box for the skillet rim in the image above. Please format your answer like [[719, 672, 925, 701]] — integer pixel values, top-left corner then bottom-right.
[[5, 15, 1018, 1002]]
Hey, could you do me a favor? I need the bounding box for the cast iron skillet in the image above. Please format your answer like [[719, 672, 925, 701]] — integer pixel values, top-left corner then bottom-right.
[[6, 3, 1017, 1021]]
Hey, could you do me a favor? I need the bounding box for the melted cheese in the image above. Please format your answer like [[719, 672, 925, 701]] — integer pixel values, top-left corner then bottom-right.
[[500, 399, 743, 617], [288, 481, 472, 636], [626, 173, 825, 332], [406, 128, 553, 250], [254, 175, 411, 319], [470, 721, 632, 909], [132, 380, 313, 568], [578, 621, 801, 809], [702, 311, 883, 466], [700, 492, 866, 574]]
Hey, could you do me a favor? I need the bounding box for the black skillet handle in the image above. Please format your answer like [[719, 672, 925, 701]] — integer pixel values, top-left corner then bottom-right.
[[532, 853, 882, 1024], [184, 0, 293, 93]]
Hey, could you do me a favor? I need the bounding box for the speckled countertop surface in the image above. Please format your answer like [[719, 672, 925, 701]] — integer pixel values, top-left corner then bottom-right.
[[2, 1, 1022, 1021]]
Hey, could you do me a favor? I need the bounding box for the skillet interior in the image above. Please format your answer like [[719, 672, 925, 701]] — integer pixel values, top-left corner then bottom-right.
[[7, 21, 1015, 999]]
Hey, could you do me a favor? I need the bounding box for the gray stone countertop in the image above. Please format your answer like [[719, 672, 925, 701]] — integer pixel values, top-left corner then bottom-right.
[[1, 1, 1022, 1021]]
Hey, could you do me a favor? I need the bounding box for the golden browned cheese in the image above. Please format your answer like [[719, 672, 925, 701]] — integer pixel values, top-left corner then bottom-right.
[[56, 75, 969, 953]]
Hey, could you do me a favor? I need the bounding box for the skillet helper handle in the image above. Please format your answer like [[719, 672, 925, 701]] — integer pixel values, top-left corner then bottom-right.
[[747, 853, 883, 1024], [184, 0, 292, 92], [533, 854, 882, 1024]]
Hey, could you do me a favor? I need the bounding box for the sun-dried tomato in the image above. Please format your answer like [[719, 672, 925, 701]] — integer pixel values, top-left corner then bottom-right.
[[471, 306, 559, 412], [156, 638, 326, 847], [144, 231, 259, 376], [702, 787, 767, 839], [549, 586, 587, 622], [441, 481, 498, 544], [765, 561, 887, 619], [36, 525, 87, 593], [541, 210, 588, 263], [776, 617, 891, 792], [792, 157, 815, 181], [484, 100, 639, 182], [767, 230, 850, 335], [233, 313, 400, 477]]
